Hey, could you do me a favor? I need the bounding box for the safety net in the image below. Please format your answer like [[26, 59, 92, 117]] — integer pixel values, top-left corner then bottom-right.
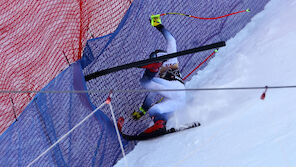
[[0, 0, 269, 166], [0, 61, 132, 166], [0, 0, 132, 134]]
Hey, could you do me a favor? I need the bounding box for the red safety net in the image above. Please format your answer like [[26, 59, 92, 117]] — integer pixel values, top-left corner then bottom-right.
[[0, 0, 132, 134]]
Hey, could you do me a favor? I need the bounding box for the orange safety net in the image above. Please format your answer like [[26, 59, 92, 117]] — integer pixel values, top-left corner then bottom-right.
[[0, 0, 132, 134]]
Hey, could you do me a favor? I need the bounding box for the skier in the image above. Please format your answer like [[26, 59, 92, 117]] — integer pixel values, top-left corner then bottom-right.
[[132, 18, 186, 136]]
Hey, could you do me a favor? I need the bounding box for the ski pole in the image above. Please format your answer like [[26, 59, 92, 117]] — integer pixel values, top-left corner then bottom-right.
[[182, 49, 218, 81], [151, 9, 250, 26], [159, 9, 250, 20]]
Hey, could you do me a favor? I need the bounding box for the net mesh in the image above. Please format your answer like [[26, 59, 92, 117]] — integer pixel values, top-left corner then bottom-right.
[[0, 0, 269, 166], [0, 61, 132, 166], [0, 0, 132, 134]]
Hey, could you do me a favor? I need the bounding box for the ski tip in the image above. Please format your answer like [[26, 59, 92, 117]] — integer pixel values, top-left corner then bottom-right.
[[246, 8, 251, 12], [117, 117, 125, 131]]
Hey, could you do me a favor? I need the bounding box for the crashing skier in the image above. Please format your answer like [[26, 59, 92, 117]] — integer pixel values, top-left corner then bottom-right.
[[126, 17, 190, 138], [114, 14, 228, 140]]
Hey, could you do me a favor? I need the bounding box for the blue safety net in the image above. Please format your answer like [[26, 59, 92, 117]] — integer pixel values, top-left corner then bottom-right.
[[0, 61, 131, 166], [0, 0, 269, 166]]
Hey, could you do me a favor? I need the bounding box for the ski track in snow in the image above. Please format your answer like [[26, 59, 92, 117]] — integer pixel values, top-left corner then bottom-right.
[[115, 0, 296, 166]]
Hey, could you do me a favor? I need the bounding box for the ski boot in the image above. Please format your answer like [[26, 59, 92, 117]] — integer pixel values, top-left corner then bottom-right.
[[139, 120, 167, 138]]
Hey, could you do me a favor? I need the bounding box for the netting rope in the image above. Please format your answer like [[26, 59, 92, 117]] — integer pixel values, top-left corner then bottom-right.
[[107, 92, 129, 167]]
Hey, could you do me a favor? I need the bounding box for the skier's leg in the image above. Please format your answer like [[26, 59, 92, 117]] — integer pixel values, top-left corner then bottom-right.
[[140, 73, 175, 122], [140, 100, 173, 134], [148, 99, 178, 122], [141, 92, 157, 111], [131, 69, 158, 120], [150, 110, 173, 123]]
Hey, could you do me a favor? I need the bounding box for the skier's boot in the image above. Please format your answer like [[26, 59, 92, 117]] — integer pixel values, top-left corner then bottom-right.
[[140, 120, 167, 138]]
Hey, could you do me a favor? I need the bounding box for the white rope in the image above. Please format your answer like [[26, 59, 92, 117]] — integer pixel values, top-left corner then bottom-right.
[[26, 102, 106, 167], [108, 95, 129, 167]]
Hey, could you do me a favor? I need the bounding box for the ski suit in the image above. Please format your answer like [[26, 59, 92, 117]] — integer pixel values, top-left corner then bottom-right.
[[140, 25, 186, 122]]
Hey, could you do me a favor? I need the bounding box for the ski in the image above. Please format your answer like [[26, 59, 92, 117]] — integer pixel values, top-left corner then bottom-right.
[[85, 41, 226, 81], [117, 117, 201, 141]]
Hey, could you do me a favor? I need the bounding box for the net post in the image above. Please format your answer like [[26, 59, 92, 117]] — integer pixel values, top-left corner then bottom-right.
[[62, 51, 71, 66], [10, 97, 18, 121]]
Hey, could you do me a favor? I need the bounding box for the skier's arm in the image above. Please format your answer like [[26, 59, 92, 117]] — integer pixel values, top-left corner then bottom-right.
[[155, 24, 177, 54], [155, 24, 179, 75]]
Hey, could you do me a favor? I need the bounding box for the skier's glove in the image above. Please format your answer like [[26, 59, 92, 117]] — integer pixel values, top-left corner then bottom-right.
[[132, 107, 147, 120], [150, 14, 161, 27]]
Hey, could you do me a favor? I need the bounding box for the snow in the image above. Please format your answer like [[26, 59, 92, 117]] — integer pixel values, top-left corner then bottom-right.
[[115, 0, 296, 166]]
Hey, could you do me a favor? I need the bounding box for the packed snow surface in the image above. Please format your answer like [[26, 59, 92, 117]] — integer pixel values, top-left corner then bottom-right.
[[115, 0, 296, 166]]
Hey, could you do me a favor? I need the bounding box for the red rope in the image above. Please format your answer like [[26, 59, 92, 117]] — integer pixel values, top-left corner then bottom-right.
[[183, 50, 217, 81]]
